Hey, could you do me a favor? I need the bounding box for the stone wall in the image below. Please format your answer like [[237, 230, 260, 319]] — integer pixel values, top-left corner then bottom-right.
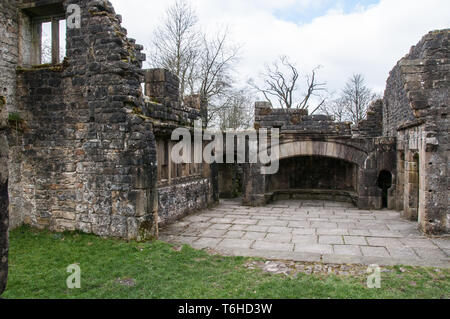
[[0, 0, 19, 296], [0, 0, 218, 242], [359, 137, 397, 210], [254, 101, 352, 136], [355, 100, 383, 138], [11, 68, 66, 232], [158, 178, 213, 226], [6, 0, 158, 240], [144, 68, 180, 105], [0, 6, 447, 293], [383, 65, 417, 137], [384, 29, 449, 234], [245, 100, 398, 211], [142, 69, 217, 227], [142, 69, 204, 130], [255, 102, 308, 128], [242, 161, 266, 207], [0, 0, 19, 128]]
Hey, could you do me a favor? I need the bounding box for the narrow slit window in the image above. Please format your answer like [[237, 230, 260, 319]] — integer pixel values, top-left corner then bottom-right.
[[59, 19, 66, 62]]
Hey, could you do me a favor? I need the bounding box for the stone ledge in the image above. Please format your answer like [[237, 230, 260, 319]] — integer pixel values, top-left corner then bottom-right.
[[267, 189, 358, 205]]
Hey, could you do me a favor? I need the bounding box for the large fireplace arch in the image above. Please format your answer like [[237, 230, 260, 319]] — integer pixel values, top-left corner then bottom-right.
[[266, 155, 359, 204], [276, 141, 368, 167], [246, 140, 371, 206]]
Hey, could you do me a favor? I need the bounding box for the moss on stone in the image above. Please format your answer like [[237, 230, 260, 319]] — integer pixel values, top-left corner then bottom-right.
[[0, 96, 5, 108], [16, 63, 66, 74], [7, 112, 25, 132], [7, 112, 23, 123], [138, 220, 157, 242], [132, 107, 143, 115]]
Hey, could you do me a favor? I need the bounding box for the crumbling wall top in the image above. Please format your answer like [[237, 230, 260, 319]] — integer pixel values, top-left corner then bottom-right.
[[254, 101, 351, 136], [354, 100, 383, 138], [142, 68, 205, 132], [383, 28, 449, 136]]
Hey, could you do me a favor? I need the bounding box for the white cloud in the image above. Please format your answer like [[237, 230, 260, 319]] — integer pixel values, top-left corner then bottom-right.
[[110, 0, 450, 105]]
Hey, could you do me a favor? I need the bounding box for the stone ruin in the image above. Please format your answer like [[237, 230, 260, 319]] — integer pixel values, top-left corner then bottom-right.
[[237, 31, 449, 237], [0, 0, 448, 295]]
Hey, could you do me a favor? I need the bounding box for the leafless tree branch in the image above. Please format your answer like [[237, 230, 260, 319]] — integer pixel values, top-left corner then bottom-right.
[[248, 56, 327, 110]]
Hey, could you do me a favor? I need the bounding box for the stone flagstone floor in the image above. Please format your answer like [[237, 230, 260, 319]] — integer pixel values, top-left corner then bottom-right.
[[159, 199, 450, 268]]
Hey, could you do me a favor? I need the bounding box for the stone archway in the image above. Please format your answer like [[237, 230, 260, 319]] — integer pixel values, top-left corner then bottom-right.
[[276, 140, 368, 167], [266, 155, 359, 204], [261, 140, 369, 205]]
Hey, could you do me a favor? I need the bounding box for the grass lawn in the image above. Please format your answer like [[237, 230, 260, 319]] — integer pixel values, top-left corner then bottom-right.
[[2, 226, 449, 299]]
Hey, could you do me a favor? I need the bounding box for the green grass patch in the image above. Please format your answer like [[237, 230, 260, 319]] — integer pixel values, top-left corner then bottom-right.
[[3, 226, 449, 299]]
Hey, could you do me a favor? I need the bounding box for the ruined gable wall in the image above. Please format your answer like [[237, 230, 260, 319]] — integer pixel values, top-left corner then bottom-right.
[[10, 0, 158, 240], [3, 0, 217, 239], [383, 65, 417, 137], [355, 100, 383, 138], [384, 30, 449, 234]]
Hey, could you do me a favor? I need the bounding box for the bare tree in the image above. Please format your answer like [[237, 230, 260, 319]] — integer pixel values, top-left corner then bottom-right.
[[196, 30, 241, 127], [320, 74, 378, 124], [321, 97, 347, 122], [41, 41, 52, 64], [148, 0, 201, 97], [41, 24, 66, 64], [341, 74, 377, 124], [198, 30, 240, 105], [248, 56, 327, 112], [149, 0, 242, 127], [210, 88, 254, 131]]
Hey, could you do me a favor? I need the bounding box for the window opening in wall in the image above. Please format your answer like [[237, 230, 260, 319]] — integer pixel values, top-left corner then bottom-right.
[[59, 19, 67, 62], [38, 18, 66, 64], [20, 3, 67, 66], [41, 22, 52, 64], [156, 138, 203, 184]]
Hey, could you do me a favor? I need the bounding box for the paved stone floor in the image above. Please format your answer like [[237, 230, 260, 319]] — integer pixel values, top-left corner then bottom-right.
[[159, 199, 450, 268]]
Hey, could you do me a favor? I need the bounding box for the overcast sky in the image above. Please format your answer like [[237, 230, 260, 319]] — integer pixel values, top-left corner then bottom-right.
[[110, 0, 449, 102]]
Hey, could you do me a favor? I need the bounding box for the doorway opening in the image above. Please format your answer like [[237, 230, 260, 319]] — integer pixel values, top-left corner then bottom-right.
[[413, 153, 420, 220], [377, 170, 392, 208]]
